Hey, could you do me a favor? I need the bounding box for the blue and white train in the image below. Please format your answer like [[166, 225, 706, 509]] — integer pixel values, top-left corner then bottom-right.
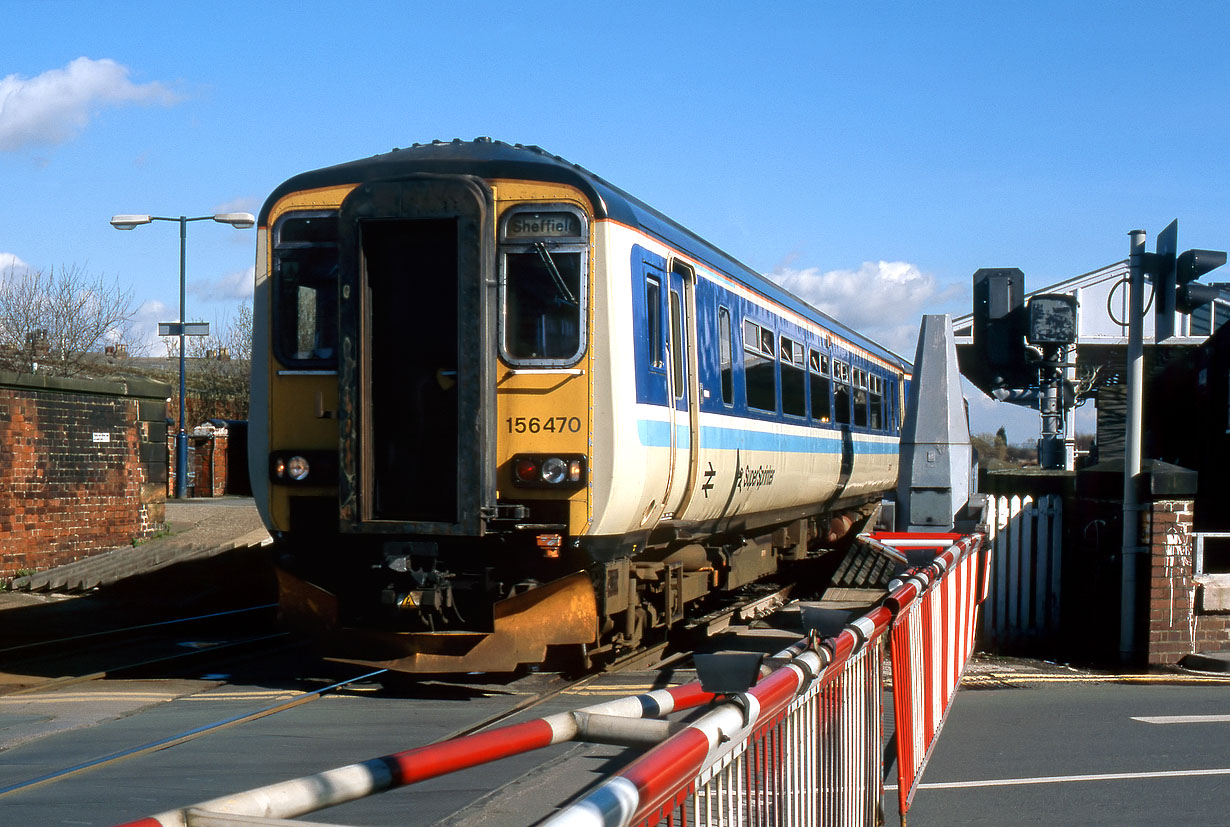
[[252, 139, 910, 673]]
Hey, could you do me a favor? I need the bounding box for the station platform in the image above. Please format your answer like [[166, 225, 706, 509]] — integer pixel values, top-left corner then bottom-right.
[[1, 498, 273, 618]]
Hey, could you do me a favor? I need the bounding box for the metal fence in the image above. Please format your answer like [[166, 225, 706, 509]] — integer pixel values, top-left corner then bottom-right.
[[887, 533, 988, 821], [549, 532, 988, 827]]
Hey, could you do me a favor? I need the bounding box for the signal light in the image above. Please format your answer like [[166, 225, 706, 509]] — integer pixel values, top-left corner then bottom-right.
[[1152, 220, 1226, 340], [1178, 280, 1226, 315]]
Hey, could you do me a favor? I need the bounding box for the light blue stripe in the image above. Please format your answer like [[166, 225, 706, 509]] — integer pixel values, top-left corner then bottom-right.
[[636, 419, 897, 455]]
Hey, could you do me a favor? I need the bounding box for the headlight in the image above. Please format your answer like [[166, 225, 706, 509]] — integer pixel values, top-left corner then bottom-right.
[[269, 451, 337, 485], [541, 457, 567, 484], [286, 455, 310, 481]]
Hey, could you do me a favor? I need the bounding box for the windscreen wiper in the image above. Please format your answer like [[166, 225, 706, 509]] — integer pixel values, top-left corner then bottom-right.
[[533, 242, 578, 306]]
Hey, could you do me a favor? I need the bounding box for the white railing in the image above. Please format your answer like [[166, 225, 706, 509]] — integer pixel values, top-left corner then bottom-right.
[[981, 493, 1063, 649]]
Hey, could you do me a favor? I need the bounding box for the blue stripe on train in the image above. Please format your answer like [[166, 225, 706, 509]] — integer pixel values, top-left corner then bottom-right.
[[636, 420, 898, 454]]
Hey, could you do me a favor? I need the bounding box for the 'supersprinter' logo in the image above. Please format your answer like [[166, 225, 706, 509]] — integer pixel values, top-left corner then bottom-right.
[[735, 463, 776, 490]]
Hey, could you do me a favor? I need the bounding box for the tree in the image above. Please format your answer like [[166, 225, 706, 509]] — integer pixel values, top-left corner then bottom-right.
[[0, 264, 140, 376]]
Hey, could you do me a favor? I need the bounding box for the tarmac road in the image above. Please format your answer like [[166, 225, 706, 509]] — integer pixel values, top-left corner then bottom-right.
[[884, 678, 1230, 826]]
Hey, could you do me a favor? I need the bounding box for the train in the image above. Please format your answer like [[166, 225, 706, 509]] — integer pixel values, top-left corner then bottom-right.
[[250, 138, 910, 673]]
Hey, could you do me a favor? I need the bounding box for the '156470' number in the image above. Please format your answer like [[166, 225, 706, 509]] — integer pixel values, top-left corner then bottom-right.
[[506, 416, 582, 434]]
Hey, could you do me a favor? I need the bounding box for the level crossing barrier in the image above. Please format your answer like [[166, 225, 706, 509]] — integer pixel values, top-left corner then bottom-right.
[[543, 531, 989, 827], [119, 531, 988, 827]]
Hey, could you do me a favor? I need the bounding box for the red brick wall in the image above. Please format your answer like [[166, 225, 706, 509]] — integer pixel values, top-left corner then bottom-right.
[[1147, 499, 1230, 664], [0, 373, 170, 580]]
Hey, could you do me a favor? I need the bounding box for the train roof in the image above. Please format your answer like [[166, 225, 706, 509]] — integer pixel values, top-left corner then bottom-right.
[[262, 138, 910, 371]]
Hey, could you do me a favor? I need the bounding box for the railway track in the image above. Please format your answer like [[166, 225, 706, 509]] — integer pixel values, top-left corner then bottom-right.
[[0, 604, 286, 696]]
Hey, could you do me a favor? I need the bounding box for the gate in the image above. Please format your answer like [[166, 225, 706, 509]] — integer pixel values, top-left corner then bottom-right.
[[980, 494, 1063, 650]]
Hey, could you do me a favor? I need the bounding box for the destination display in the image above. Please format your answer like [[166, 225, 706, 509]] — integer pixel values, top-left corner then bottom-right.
[[505, 212, 582, 240]]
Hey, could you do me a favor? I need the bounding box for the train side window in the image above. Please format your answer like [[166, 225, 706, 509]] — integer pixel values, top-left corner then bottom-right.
[[273, 211, 339, 367], [718, 306, 733, 404], [869, 373, 883, 430], [669, 290, 685, 399], [743, 319, 776, 412], [833, 360, 852, 425], [809, 349, 831, 423], [780, 336, 806, 417], [646, 276, 663, 369], [853, 368, 869, 428]]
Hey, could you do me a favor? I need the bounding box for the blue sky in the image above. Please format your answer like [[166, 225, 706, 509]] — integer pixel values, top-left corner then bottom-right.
[[2, 2, 1228, 438]]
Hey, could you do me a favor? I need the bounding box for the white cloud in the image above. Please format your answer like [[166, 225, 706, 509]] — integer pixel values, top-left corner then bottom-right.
[[131, 298, 172, 352], [0, 252, 30, 274], [189, 266, 255, 303], [769, 260, 938, 355], [0, 57, 178, 151]]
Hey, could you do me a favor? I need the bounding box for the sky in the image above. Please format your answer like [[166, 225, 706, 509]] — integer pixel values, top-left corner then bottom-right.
[[2, 1, 1228, 440]]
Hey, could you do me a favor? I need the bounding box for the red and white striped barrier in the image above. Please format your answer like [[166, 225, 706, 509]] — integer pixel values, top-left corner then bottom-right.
[[545, 532, 988, 827], [880, 532, 988, 824], [543, 612, 894, 827], [115, 682, 716, 827]]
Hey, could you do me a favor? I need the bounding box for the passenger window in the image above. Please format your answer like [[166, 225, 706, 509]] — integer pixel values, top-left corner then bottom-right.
[[646, 277, 663, 368], [780, 336, 806, 417], [833, 360, 852, 425], [718, 307, 733, 404], [853, 368, 869, 428], [869, 374, 883, 430], [743, 319, 776, 412], [809, 349, 831, 423]]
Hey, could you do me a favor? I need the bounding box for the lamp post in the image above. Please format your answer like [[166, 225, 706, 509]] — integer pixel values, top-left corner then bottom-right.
[[110, 212, 255, 498]]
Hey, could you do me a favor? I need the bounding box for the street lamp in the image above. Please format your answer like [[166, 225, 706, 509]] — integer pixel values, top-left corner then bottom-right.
[[110, 212, 255, 498]]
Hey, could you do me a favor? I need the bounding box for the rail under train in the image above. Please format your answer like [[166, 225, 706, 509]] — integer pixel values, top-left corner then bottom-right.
[[250, 138, 910, 673]]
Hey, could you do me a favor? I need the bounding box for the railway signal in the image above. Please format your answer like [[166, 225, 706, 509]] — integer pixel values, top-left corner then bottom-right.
[[1175, 249, 1228, 314], [968, 267, 1030, 390], [1150, 219, 1226, 340]]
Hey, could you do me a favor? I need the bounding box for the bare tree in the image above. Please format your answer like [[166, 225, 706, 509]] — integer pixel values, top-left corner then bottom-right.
[[0, 264, 139, 376]]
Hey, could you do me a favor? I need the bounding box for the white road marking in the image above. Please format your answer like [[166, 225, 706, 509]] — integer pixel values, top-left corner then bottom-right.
[[885, 767, 1230, 791], [1131, 714, 1230, 724]]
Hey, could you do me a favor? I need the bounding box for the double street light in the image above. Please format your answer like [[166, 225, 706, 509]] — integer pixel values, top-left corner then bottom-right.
[[110, 212, 255, 499]]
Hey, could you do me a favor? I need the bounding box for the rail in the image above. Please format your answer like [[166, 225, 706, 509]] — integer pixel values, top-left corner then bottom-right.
[[119, 531, 989, 827]]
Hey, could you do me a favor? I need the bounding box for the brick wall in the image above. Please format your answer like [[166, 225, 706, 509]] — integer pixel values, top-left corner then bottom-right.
[[1146, 499, 1230, 664], [0, 372, 170, 580]]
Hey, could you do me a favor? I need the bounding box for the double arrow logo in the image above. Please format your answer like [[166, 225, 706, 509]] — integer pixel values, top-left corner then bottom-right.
[[701, 462, 716, 497]]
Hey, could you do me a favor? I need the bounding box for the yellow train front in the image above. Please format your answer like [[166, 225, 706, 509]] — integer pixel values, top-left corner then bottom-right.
[[251, 139, 907, 673]]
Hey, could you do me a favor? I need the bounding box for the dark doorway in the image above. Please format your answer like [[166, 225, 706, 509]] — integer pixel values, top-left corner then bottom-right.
[[362, 219, 459, 523]]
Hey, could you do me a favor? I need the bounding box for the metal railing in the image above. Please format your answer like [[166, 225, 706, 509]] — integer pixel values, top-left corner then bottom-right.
[[548, 532, 988, 827]]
